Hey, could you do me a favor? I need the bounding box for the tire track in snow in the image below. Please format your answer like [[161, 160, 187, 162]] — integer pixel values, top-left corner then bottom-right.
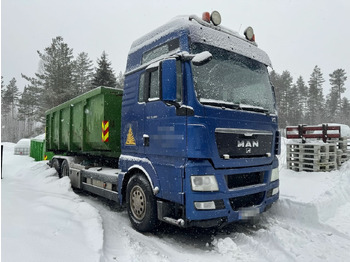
[[80, 191, 350, 262], [81, 194, 254, 262]]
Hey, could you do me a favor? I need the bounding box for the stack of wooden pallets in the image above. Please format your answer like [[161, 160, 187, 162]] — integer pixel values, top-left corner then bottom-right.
[[335, 137, 350, 166], [287, 143, 337, 172], [286, 124, 349, 172]]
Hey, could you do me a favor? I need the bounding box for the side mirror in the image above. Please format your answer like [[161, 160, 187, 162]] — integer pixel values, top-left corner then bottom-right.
[[192, 51, 212, 66], [160, 59, 177, 102]]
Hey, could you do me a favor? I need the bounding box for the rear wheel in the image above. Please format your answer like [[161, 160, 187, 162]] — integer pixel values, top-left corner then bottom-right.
[[52, 158, 62, 177], [126, 173, 157, 232], [60, 160, 70, 178]]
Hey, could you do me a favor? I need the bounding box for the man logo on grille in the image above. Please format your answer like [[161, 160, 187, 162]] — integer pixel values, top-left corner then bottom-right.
[[237, 140, 259, 148]]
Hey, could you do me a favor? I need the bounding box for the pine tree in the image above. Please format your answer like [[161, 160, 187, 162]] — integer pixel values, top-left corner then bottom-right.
[[92, 51, 117, 88], [73, 52, 94, 95], [1, 76, 11, 115], [295, 76, 308, 123], [1, 78, 21, 142], [340, 97, 350, 126], [21, 74, 44, 123], [329, 69, 347, 116], [288, 84, 302, 125], [17, 84, 40, 136], [115, 71, 125, 90], [273, 71, 293, 128], [1, 76, 10, 141], [36, 36, 75, 110], [307, 66, 325, 124], [2, 78, 20, 118]]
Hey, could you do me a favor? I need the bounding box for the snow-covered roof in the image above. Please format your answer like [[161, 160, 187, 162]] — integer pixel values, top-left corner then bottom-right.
[[14, 139, 31, 148], [126, 15, 272, 73], [31, 133, 45, 142]]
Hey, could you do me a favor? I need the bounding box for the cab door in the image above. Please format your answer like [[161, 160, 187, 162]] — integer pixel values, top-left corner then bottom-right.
[[142, 60, 186, 204]]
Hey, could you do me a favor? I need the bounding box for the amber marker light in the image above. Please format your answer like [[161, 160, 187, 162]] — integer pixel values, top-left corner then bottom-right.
[[202, 12, 211, 23]]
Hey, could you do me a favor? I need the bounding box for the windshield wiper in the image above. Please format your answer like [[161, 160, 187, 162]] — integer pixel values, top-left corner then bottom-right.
[[237, 104, 271, 115], [200, 100, 240, 110], [200, 100, 270, 114]]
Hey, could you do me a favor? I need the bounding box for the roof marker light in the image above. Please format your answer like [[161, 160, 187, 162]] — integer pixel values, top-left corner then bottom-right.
[[210, 11, 221, 26], [202, 12, 211, 23], [244, 26, 255, 42]]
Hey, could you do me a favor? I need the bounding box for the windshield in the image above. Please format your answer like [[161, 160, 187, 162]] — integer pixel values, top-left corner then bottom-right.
[[191, 43, 276, 114]]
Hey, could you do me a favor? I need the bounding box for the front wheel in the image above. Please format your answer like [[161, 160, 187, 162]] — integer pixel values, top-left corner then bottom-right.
[[126, 173, 157, 232]]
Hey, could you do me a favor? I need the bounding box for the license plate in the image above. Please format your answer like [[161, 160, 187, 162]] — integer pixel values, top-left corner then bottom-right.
[[238, 207, 260, 219]]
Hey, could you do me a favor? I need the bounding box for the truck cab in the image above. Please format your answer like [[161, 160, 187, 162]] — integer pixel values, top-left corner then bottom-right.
[[119, 12, 280, 230]]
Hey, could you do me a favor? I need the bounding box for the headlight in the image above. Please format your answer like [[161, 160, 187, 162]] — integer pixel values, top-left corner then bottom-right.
[[194, 201, 216, 210], [271, 168, 279, 182], [272, 187, 279, 195], [191, 175, 219, 191]]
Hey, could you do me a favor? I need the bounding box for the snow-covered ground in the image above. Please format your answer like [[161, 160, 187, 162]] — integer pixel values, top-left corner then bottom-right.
[[2, 140, 350, 262]]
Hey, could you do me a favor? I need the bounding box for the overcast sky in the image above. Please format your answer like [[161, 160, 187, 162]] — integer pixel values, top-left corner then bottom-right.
[[2, 0, 350, 98]]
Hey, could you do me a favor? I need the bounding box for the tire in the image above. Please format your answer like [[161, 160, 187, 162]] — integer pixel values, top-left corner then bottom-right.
[[60, 160, 70, 178], [126, 173, 157, 232], [52, 158, 62, 177]]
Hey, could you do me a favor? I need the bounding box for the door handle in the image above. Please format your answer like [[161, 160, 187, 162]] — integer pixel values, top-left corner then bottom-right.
[[143, 134, 150, 147]]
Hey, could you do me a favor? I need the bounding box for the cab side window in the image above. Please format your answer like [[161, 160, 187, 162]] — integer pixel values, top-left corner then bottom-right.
[[140, 60, 182, 103], [176, 60, 182, 102], [149, 70, 159, 100], [138, 73, 145, 102]]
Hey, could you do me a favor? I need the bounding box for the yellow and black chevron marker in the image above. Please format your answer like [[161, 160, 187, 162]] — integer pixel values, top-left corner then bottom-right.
[[102, 121, 109, 142]]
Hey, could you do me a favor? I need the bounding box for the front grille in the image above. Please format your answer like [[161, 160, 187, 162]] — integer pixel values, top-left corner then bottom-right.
[[229, 192, 265, 211], [215, 128, 273, 158], [225, 172, 264, 189], [275, 130, 281, 155]]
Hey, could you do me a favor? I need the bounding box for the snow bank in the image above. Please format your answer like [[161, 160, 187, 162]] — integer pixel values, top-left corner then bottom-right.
[[1, 143, 103, 262]]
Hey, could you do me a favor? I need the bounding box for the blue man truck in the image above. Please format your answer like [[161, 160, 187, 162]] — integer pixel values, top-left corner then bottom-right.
[[46, 11, 280, 232]]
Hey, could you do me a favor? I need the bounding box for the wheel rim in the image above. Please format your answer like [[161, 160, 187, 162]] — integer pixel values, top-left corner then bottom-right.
[[130, 185, 147, 221], [62, 162, 69, 177]]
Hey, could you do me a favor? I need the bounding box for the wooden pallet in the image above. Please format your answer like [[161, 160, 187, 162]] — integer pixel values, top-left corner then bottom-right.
[[287, 160, 337, 172], [286, 143, 338, 172], [337, 153, 350, 166], [287, 143, 336, 155]]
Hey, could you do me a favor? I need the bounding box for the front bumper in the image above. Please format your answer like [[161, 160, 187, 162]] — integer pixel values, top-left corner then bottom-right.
[[184, 159, 279, 226]]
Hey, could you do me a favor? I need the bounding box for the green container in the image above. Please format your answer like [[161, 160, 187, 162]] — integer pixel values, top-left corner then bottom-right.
[[30, 140, 43, 161], [30, 139, 54, 161], [45, 87, 123, 158]]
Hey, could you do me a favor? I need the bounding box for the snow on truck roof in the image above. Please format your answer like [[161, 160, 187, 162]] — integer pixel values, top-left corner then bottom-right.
[[126, 15, 272, 73]]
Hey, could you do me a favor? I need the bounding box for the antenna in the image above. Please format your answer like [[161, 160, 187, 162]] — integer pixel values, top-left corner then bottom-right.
[[238, 24, 242, 34]]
